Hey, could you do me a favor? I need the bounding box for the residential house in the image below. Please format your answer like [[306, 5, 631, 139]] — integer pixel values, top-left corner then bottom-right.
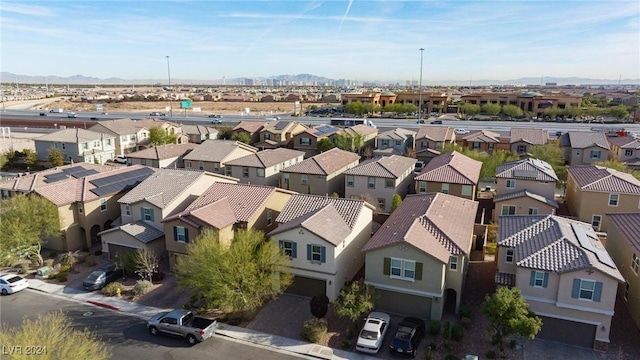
[[414, 126, 456, 164], [34, 128, 116, 165], [89, 118, 149, 155], [292, 125, 341, 158], [565, 165, 640, 232], [362, 193, 478, 320], [414, 151, 482, 200], [267, 194, 375, 300], [344, 155, 416, 212], [340, 124, 378, 151], [459, 130, 507, 154], [163, 183, 295, 270], [224, 148, 305, 186], [495, 215, 623, 349], [560, 132, 610, 165], [127, 143, 197, 168], [99, 168, 237, 260], [181, 124, 219, 144], [183, 140, 258, 175], [493, 158, 559, 221], [509, 128, 549, 156], [374, 128, 416, 157], [134, 118, 188, 144], [280, 148, 360, 197], [232, 121, 267, 144], [255, 120, 307, 150], [34, 165, 156, 251], [607, 136, 640, 170], [603, 213, 640, 331]]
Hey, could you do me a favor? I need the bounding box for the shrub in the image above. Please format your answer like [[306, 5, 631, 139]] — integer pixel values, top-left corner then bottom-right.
[[43, 259, 55, 267], [341, 340, 351, 350], [428, 320, 441, 336], [310, 295, 329, 318], [18, 263, 29, 274], [94, 250, 103, 256], [451, 324, 465, 342], [133, 280, 152, 296], [151, 271, 165, 283], [102, 282, 125, 297], [443, 321, 452, 340], [301, 318, 327, 343], [59, 265, 70, 273], [49, 251, 58, 258], [56, 271, 68, 282], [486, 350, 497, 359], [461, 316, 472, 329], [459, 304, 472, 318], [346, 327, 353, 340]]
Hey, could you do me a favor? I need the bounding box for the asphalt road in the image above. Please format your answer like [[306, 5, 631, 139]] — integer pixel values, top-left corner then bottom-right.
[[0, 289, 306, 360]]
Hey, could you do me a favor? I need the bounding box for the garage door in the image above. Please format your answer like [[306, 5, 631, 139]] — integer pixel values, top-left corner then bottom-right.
[[285, 276, 326, 298], [537, 316, 596, 349], [375, 289, 431, 318], [108, 243, 137, 261]]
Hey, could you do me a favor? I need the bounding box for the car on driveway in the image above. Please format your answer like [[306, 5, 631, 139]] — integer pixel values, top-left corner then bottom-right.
[[356, 311, 391, 354], [389, 317, 426, 357], [113, 155, 128, 164], [83, 264, 124, 291], [0, 273, 29, 295]]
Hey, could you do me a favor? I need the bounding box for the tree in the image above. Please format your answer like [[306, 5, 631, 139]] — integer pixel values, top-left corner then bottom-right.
[[482, 287, 542, 354], [0, 311, 111, 360], [460, 103, 481, 119], [0, 194, 60, 267], [176, 228, 293, 313], [390, 194, 402, 213], [133, 248, 159, 283], [501, 104, 523, 120], [48, 148, 64, 167], [333, 279, 375, 330], [231, 132, 250, 144], [317, 138, 336, 153], [217, 126, 235, 140], [530, 143, 568, 185], [334, 132, 364, 154], [149, 126, 177, 145], [481, 103, 502, 117], [595, 159, 640, 180], [59, 251, 80, 273], [608, 105, 629, 121], [23, 149, 38, 169]]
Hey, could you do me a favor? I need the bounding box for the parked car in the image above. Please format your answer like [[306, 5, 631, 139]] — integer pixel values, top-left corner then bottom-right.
[[430, 120, 442, 125], [0, 273, 29, 295], [83, 264, 124, 291], [147, 309, 218, 345], [356, 312, 391, 354], [414, 160, 425, 173], [455, 128, 470, 135], [389, 317, 426, 357], [67, 112, 78, 118], [39, 112, 47, 116], [113, 155, 128, 164]]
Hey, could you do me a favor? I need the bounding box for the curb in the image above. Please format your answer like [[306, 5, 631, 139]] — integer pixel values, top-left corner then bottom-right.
[[86, 300, 120, 311]]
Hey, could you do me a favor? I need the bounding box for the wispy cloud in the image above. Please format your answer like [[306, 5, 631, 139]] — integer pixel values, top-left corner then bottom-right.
[[0, 3, 56, 17]]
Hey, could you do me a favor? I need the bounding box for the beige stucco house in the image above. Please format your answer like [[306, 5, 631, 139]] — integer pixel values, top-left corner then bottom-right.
[[374, 128, 416, 157], [231, 121, 266, 144], [414, 151, 482, 200], [414, 126, 456, 164], [607, 136, 640, 170], [560, 132, 610, 166], [127, 143, 197, 168], [183, 140, 258, 175], [459, 130, 504, 155], [292, 125, 341, 158], [224, 148, 305, 187], [134, 118, 188, 144], [340, 124, 379, 151], [89, 118, 149, 155], [181, 124, 219, 144], [509, 128, 549, 156], [34, 128, 116, 165], [362, 193, 478, 320], [495, 215, 623, 349], [255, 120, 307, 149]]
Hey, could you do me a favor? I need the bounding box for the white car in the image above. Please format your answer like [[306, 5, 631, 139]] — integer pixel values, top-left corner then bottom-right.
[[355, 312, 391, 354], [0, 273, 29, 295], [113, 155, 128, 164], [455, 128, 470, 135]]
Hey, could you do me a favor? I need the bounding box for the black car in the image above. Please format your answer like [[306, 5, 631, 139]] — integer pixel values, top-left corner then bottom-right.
[[430, 120, 442, 125], [83, 264, 124, 291], [389, 317, 425, 357]]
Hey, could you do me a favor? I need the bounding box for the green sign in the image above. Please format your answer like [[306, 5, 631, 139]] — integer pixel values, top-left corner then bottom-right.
[[180, 100, 192, 109]]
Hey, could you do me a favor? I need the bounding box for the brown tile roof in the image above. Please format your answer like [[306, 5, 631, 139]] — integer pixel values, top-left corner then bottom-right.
[[181, 124, 219, 136], [233, 121, 266, 133], [414, 151, 482, 185], [99, 220, 164, 244], [274, 194, 370, 229], [225, 148, 305, 168], [0, 164, 114, 193], [341, 124, 379, 137], [183, 140, 258, 162], [498, 215, 623, 281], [605, 213, 640, 253], [377, 128, 416, 141], [493, 189, 558, 208], [162, 197, 237, 229], [281, 148, 360, 175], [134, 118, 181, 129], [607, 136, 640, 149], [344, 155, 416, 178], [128, 143, 197, 160], [566, 131, 611, 150], [362, 193, 478, 263], [89, 118, 145, 135], [509, 128, 548, 145], [496, 158, 558, 182], [416, 126, 454, 141], [268, 203, 352, 246], [35, 128, 114, 142], [568, 165, 640, 194], [261, 120, 307, 134], [463, 130, 500, 143]]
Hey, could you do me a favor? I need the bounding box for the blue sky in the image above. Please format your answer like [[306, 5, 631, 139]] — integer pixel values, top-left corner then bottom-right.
[[1, 1, 639, 83]]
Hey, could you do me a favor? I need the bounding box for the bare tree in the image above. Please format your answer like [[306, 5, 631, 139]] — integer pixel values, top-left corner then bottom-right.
[[133, 248, 159, 283]]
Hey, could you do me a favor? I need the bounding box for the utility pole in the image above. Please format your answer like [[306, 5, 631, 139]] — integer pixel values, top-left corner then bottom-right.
[[418, 48, 424, 120], [166, 56, 173, 117]]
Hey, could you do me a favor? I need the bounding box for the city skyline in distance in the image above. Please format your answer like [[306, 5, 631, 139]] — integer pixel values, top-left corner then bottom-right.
[[2, 1, 639, 82]]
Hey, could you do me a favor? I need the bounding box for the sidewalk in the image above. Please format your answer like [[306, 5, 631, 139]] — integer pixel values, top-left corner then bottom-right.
[[28, 279, 375, 360]]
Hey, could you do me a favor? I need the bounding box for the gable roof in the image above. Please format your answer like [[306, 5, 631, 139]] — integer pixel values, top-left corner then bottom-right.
[[416, 126, 454, 142], [498, 215, 623, 281], [362, 193, 478, 263], [566, 131, 611, 150], [128, 143, 197, 160], [89, 118, 145, 135], [134, 118, 181, 129], [493, 189, 559, 208], [605, 213, 640, 254], [261, 120, 307, 134], [414, 151, 482, 185], [344, 155, 416, 178], [281, 148, 360, 175], [183, 139, 258, 162], [233, 121, 266, 133], [377, 128, 416, 141], [303, 125, 341, 138], [224, 148, 305, 168], [607, 136, 640, 149], [268, 203, 353, 246], [341, 124, 379, 137], [274, 194, 370, 229], [0, 163, 114, 193], [568, 165, 640, 194], [99, 221, 164, 244], [35, 128, 114, 142], [496, 158, 558, 182], [463, 130, 500, 143], [181, 124, 219, 136], [509, 128, 548, 145]]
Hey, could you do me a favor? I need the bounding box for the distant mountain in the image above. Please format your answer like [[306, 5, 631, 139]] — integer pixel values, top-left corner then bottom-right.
[[1, 72, 638, 86]]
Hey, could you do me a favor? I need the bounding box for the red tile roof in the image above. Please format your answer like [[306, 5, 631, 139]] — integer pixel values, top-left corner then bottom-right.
[[281, 148, 360, 175], [414, 151, 482, 185]]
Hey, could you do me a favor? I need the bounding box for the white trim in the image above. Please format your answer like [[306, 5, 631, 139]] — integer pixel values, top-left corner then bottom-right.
[[522, 295, 556, 305], [525, 295, 614, 316], [365, 281, 443, 298]]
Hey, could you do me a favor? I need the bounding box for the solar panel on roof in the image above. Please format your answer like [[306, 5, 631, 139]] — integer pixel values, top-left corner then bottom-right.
[[571, 223, 616, 268], [274, 121, 288, 130], [89, 168, 154, 196], [513, 170, 538, 179], [71, 169, 99, 178], [44, 172, 69, 183], [62, 166, 89, 175]]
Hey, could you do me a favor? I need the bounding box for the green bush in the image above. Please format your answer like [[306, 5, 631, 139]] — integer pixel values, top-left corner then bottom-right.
[[56, 271, 68, 282], [443, 321, 451, 340], [451, 324, 465, 342], [461, 316, 472, 329], [301, 318, 327, 343], [18, 263, 29, 274], [345, 327, 353, 340], [43, 259, 55, 267], [133, 280, 152, 296], [486, 350, 497, 359], [340, 340, 351, 350], [102, 282, 125, 297], [59, 265, 70, 274], [428, 320, 441, 336], [459, 304, 472, 318]]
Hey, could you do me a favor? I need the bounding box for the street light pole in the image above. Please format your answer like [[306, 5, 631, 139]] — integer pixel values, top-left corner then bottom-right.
[[166, 55, 173, 117], [418, 48, 424, 120]]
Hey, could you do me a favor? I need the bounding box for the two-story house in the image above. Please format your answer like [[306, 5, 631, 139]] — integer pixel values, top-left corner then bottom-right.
[[362, 193, 478, 320], [414, 126, 456, 164], [127, 143, 197, 168], [495, 215, 623, 349], [162, 183, 295, 270], [279, 148, 360, 197], [267, 194, 374, 300], [344, 155, 416, 213], [183, 140, 258, 175], [560, 132, 610, 165], [134, 118, 188, 145], [254, 120, 307, 149], [224, 148, 305, 186], [232, 121, 266, 144], [373, 128, 416, 157], [339, 124, 379, 151], [89, 118, 149, 155], [34, 128, 116, 165], [181, 124, 219, 144], [493, 158, 559, 221], [460, 130, 503, 154], [607, 136, 640, 170], [98, 168, 237, 260], [292, 125, 341, 158], [414, 151, 482, 200], [509, 128, 549, 156], [566, 165, 640, 232]]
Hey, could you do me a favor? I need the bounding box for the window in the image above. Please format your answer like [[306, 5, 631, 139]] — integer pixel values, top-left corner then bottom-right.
[[506, 248, 514, 263], [418, 182, 426, 193], [78, 203, 84, 214], [533, 271, 546, 287], [121, 136, 127, 142], [461, 185, 472, 196], [472, 142, 480, 149], [106, 139, 112, 146], [307, 244, 325, 263], [590, 150, 601, 159], [299, 137, 311, 145], [377, 198, 385, 210], [186, 161, 192, 168], [501, 205, 516, 215], [99, 198, 107, 212], [199, 162, 204, 170], [368, 177, 376, 189], [609, 194, 619, 206], [346, 175, 354, 187], [83, 142, 88, 150], [266, 210, 272, 226], [142, 207, 153, 222], [264, 133, 271, 140], [449, 256, 458, 271], [488, 143, 494, 151], [517, 144, 527, 153], [93, 140, 100, 147], [441, 183, 449, 194], [390, 258, 417, 280], [395, 140, 402, 146], [152, 160, 159, 168], [420, 141, 428, 149], [124, 204, 130, 216], [1, 189, 9, 199], [528, 208, 538, 215], [576, 279, 599, 301], [506, 179, 516, 189], [632, 253, 640, 274], [256, 168, 265, 177], [283, 173, 290, 185], [242, 167, 249, 177], [130, 134, 136, 141], [591, 215, 602, 230], [576, 150, 581, 156], [225, 166, 232, 176], [279, 240, 297, 258], [625, 149, 633, 157], [174, 226, 188, 243], [213, 163, 220, 172], [301, 174, 308, 185], [141, 159, 146, 166], [624, 282, 630, 301], [385, 178, 394, 188], [381, 139, 389, 147]]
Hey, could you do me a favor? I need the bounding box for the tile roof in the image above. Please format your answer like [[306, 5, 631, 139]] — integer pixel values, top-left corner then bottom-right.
[[35, 128, 114, 142], [128, 143, 197, 160], [305, 125, 342, 138], [509, 128, 548, 145], [498, 215, 623, 281], [495, 158, 558, 182], [0, 163, 114, 193], [261, 120, 307, 134], [281, 148, 360, 175], [89, 118, 144, 135], [493, 189, 559, 208], [416, 126, 455, 141], [162, 197, 238, 229], [134, 118, 181, 129], [233, 121, 266, 133], [361, 193, 478, 263], [99, 221, 164, 244], [605, 213, 640, 253], [225, 148, 305, 168], [414, 151, 482, 185], [268, 203, 352, 246], [275, 194, 369, 229], [344, 155, 416, 178], [373, 148, 404, 156], [566, 131, 611, 150], [118, 168, 210, 208], [607, 136, 640, 149], [341, 124, 379, 137], [568, 165, 640, 194], [463, 130, 500, 143], [183, 139, 258, 162], [181, 124, 219, 136], [377, 128, 416, 141]]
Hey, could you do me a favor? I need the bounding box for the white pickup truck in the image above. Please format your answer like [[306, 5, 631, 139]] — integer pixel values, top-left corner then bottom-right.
[[147, 310, 217, 345]]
